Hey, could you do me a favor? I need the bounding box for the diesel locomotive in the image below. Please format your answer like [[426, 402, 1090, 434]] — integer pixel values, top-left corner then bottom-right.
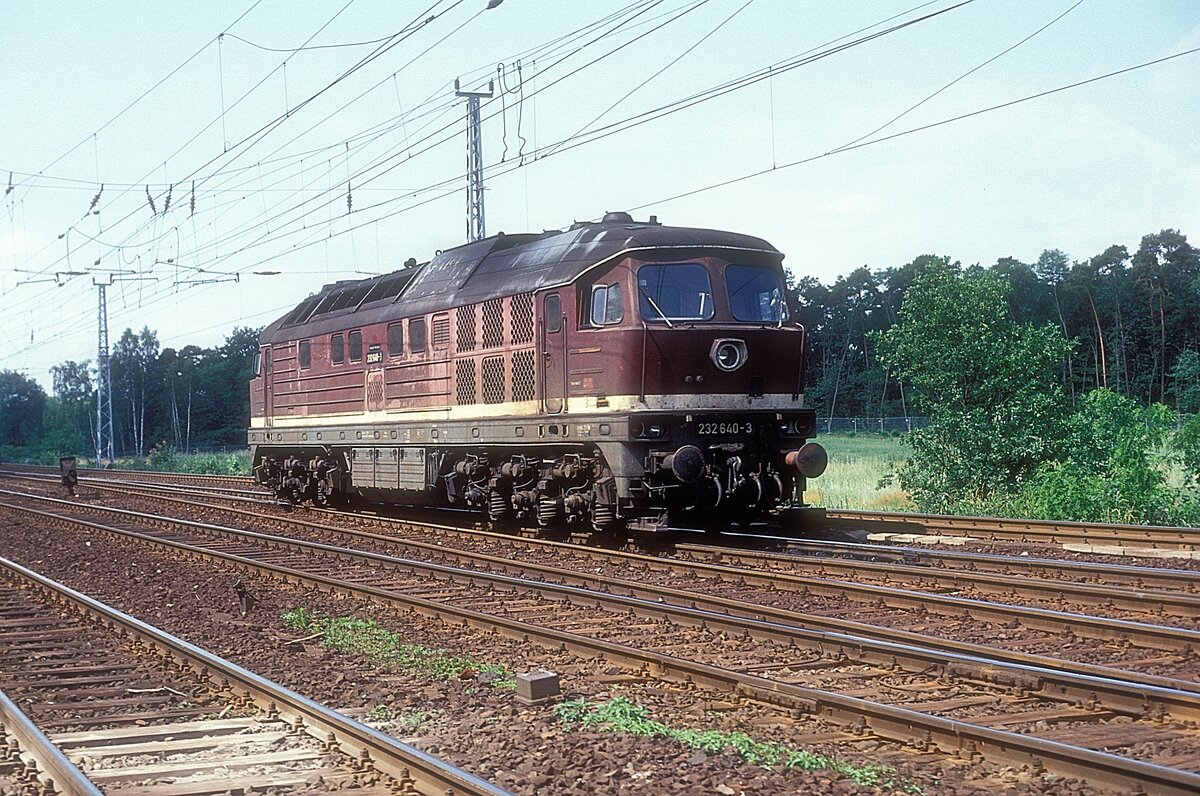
[[248, 212, 827, 533]]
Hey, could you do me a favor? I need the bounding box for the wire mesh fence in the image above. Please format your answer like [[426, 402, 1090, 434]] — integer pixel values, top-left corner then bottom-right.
[[817, 416, 929, 434]]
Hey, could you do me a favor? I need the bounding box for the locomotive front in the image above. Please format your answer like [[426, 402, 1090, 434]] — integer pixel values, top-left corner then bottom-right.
[[561, 221, 826, 531]]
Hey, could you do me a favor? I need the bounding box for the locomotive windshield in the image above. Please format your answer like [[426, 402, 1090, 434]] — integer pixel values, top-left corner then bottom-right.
[[637, 263, 714, 323], [726, 264, 788, 324]]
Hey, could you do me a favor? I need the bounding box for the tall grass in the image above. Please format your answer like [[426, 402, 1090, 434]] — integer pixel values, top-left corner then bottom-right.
[[806, 434, 914, 511], [111, 445, 251, 476]]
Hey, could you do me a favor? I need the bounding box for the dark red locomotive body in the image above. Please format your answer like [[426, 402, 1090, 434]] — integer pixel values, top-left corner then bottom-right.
[[248, 213, 826, 533]]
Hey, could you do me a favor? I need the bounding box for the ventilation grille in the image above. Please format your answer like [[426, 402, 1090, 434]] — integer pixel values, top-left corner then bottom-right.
[[511, 293, 534, 345], [482, 298, 504, 349], [512, 349, 536, 402], [455, 359, 477, 405], [456, 304, 476, 352], [482, 356, 505, 404], [432, 314, 451, 350], [366, 370, 386, 412]]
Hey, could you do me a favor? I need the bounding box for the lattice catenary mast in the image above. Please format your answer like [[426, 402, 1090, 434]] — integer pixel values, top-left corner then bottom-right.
[[93, 275, 115, 465], [454, 79, 494, 243]]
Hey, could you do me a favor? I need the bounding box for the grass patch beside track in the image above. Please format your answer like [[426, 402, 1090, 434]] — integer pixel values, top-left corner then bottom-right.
[[282, 607, 517, 690], [555, 696, 920, 791], [807, 434, 914, 511]]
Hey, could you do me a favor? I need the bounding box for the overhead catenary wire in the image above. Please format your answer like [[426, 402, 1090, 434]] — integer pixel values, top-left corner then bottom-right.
[[3, 0, 971, 334], [8, 3, 1186, 370]]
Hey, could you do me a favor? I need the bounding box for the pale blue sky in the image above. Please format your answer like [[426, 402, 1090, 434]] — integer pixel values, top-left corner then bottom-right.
[[2, 0, 1198, 388]]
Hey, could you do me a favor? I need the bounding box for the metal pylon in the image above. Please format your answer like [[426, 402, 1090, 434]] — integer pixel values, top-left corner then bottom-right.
[[454, 79, 494, 242], [94, 277, 115, 465]]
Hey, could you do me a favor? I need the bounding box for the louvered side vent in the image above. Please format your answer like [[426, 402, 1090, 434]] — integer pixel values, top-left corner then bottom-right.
[[366, 370, 386, 412], [511, 349, 536, 402], [481, 298, 504, 349], [456, 359, 477, 405], [456, 304, 476, 352], [511, 293, 534, 345], [432, 314, 451, 350], [482, 356, 505, 404]]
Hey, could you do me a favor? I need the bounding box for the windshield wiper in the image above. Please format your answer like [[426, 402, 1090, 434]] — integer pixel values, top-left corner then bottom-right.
[[638, 286, 674, 328]]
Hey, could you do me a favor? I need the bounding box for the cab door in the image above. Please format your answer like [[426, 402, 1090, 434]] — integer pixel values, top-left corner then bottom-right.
[[541, 293, 567, 414], [262, 345, 274, 426]]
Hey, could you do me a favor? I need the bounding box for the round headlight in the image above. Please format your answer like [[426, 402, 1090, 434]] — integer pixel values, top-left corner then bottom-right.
[[711, 339, 747, 372]]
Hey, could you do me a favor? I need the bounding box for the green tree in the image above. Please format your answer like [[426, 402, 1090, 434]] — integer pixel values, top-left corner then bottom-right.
[[111, 326, 160, 456], [0, 370, 47, 451], [45, 359, 95, 457], [1173, 350, 1200, 414], [874, 265, 1071, 510], [1177, 414, 1200, 487]]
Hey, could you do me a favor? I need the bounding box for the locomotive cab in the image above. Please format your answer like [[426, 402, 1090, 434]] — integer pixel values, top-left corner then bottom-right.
[[565, 243, 825, 531]]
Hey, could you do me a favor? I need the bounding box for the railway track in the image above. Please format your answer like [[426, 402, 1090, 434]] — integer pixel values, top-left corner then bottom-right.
[[9, 464, 1200, 553], [3, 491, 1200, 792], [0, 554, 508, 796], [827, 507, 1200, 551], [25, 476, 1200, 644], [8, 474, 1200, 678]]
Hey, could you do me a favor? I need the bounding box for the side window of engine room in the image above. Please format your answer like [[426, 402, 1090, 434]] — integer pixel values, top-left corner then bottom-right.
[[331, 333, 345, 365], [589, 283, 624, 326], [387, 322, 403, 358], [545, 294, 562, 333], [409, 317, 426, 353], [298, 339, 311, 370]]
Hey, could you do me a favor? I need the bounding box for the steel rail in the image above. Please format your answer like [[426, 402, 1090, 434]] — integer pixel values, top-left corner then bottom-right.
[[5, 499, 1200, 793], [13, 476, 1198, 627], [701, 537, 1200, 593], [0, 687, 102, 796], [39, 488, 1197, 651], [0, 465, 254, 491], [0, 555, 511, 796], [9, 482, 1200, 696], [827, 508, 1200, 549], [677, 543, 1200, 617]]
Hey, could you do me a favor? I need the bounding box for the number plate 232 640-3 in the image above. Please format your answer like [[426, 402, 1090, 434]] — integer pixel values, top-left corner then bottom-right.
[[696, 420, 755, 436]]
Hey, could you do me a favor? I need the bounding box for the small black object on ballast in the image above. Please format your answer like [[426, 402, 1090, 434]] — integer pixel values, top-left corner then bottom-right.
[[234, 580, 259, 616], [59, 456, 78, 497]]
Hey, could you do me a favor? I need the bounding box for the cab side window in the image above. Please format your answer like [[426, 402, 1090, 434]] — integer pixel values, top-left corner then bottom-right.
[[331, 334, 345, 365], [589, 283, 624, 326]]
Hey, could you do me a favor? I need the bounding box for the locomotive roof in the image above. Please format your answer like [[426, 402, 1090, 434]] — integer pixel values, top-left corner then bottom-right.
[[260, 214, 782, 343]]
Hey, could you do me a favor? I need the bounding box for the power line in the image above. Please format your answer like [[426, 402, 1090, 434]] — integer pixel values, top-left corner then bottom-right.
[[626, 44, 1200, 212], [12, 0, 267, 196]]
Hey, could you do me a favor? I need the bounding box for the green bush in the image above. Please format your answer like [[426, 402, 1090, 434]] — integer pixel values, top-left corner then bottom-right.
[[991, 390, 1200, 526], [1177, 414, 1200, 486]]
